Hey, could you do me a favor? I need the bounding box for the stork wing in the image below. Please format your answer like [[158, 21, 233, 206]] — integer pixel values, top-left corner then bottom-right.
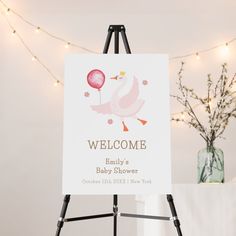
[[90, 102, 112, 114], [119, 76, 139, 108]]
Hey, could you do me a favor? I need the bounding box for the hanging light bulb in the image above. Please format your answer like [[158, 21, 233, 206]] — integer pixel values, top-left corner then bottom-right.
[[181, 112, 185, 119], [64, 42, 71, 49], [171, 118, 175, 124], [54, 80, 60, 87], [220, 42, 230, 57], [35, 26, 40, 33], [195, 52, 200, 60], [225, 42, 229, 51], [31, 56, 37, 61], [222, 42, 229, 54], [6, 8, 10, 15]]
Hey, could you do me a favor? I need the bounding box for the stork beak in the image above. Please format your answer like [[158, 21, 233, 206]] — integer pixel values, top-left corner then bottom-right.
[[110, 75, 118, 80]]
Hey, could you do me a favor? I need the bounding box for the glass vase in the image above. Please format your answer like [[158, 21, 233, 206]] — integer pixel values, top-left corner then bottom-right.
[[197, 146, 224, 183]]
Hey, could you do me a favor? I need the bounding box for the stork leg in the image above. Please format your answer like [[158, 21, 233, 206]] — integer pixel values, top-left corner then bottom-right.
[[122, 121, 129, 132], [137, 118, 147, 125]]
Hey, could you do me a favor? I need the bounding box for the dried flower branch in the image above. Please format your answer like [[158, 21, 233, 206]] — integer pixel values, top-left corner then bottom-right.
[[172, 62, 236, 146]]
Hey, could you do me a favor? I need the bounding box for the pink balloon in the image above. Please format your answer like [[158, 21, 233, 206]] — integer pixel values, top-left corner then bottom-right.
[[87, 69, 105, 90]]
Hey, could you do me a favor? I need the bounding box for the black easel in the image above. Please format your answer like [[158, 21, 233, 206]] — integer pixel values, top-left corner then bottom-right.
[[55, 25, 182, 236]]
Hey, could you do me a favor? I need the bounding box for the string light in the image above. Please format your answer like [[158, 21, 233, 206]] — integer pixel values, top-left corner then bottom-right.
[[0, 0, 236, 94], [5, 7, 10, 15], [31, 56, 37, 61], [54, 80, 60, 87], [0, 10, 63, 87], [224, 42, 229, 55], [1, 0, 236, 59], [0, 0, 98, 53], [35, 26, 40, 33], [225, 42, 229, 51], [64, 42, 70, 49], [171, 39, 235, 61], [195, 52, 200, 60], [220, 42, 230, 57]]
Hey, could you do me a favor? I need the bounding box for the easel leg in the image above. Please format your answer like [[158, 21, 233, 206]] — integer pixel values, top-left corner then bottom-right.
[[55, 195, 71, 236], [103, 26, 113, 53], [114, 30, 119, 54], [120, 28, 131, 54], [113, 195, 118, 236], [167, 194, 182, 236]]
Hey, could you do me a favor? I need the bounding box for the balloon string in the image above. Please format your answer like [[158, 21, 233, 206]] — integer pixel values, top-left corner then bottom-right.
[[99, 90, 101, 104]]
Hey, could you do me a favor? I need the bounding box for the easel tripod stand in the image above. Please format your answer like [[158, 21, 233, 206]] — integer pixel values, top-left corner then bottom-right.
[[55, 25, 183, 236]]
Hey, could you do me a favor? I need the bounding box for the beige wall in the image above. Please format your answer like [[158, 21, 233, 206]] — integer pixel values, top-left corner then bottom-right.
[[1, 0, 236, 235]]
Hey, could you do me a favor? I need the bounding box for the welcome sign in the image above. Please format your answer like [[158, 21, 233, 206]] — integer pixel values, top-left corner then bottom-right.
[[63, 54, 171, 194]]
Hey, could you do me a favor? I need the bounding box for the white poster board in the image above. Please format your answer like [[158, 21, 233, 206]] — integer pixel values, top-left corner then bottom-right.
[[63, 54, 171, 194]]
